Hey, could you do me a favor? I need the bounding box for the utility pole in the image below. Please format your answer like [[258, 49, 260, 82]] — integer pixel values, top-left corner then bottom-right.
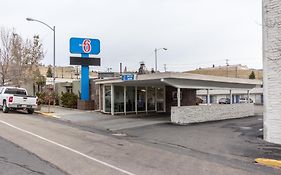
[[154, 48, 167, 72], [164, 64, 167, 72], [226, 59, 229, 77], [62, 67, 64, 78], [26, 17, 56, 105]]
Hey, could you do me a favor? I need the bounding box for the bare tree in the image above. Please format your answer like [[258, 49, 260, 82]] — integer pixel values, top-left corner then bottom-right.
[[10, 33, 44, 87], [10, 32, 25, 86], [0, 28, 44, 87], [0, 28, 13, 86]]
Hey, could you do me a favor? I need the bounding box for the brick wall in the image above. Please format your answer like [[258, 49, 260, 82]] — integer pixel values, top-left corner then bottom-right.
[[171, 104, 254, 124], [166, 86, 196, 113], [263, 0, 281, 144]]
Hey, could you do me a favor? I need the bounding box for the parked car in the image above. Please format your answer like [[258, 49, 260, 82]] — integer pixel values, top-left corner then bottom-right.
[[239, 97, 253, 103], [219, 98, 230, 104], [0, 87, 37, 114]]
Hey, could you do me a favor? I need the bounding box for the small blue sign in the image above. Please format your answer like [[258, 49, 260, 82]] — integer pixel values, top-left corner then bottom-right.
[[122, 74, 134, 81], [70, 37, 100, 55]]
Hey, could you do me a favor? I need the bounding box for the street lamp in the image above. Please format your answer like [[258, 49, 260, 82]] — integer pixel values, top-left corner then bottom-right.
[[154, 48, 167, 72], [26, 17, 56, 92]]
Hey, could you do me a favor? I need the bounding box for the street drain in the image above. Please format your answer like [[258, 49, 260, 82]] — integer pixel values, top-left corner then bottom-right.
[[112, 133, 127, 137]]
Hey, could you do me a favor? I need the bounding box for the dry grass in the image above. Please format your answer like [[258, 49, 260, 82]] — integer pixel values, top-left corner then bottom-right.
[[185, 66, 262, 80]]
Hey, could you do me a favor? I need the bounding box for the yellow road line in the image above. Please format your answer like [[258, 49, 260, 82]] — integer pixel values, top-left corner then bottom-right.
[[255, 158, 281, 168]]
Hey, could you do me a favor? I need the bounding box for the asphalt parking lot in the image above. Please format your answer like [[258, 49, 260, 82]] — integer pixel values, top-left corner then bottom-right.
[[2, 105, 280, 174], [116, 115, 281, 171]]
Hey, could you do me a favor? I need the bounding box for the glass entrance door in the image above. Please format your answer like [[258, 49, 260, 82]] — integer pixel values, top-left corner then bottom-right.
[[137, 87, 146, 111], [156, 87, 164, 112], [147, 87, 156, 111]]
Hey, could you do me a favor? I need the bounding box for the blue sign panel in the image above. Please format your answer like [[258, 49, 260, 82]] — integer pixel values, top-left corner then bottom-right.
[[122, 74, 134, 81], [70, 37, 100, 55]]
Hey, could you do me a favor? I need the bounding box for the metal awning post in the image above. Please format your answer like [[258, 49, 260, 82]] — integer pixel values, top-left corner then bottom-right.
[[247, 90, 250, 103], [145, 86, 148, 114], [99, 85, 101, 111], [230, 89, 233, 104], [135, 86, 138, 114], [111, 85, 114, 115], [124, 86, 126, 115], [177, 88, 181, 107], [102, 85, 105, 112], [207, 89, 210, 105], [163, 86, 166, 112], [155, 87, 157, 111]]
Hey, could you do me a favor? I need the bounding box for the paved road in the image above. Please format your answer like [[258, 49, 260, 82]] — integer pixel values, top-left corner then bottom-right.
[[0, 111, 280, 175], [0, 136, 66, 175]]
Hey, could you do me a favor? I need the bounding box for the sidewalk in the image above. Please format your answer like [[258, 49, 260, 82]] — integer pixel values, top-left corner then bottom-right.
[[36, 105, 170, 131]]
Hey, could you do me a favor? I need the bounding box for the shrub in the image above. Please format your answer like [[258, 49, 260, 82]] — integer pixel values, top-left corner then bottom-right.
[[36, 90, 59, 105], [61, 92, 78, 108]]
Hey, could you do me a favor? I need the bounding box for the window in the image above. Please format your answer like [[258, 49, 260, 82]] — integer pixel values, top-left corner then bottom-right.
[[66, 87, 73, 93], [104, 86, 111, 113], [4, 88, 27, 95], [137, 87, 146, 111], [147, 87, 156, 111], [126, 86, 135, 112], [156, 87, 164, 111], [114, 86, 124, 113]]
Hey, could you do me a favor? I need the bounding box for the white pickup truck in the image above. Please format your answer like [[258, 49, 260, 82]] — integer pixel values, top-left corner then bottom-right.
[[0, 87, 37, 114]]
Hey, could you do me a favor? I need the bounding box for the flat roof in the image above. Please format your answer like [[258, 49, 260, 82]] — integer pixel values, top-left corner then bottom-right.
[[95, 72, 262, 90]]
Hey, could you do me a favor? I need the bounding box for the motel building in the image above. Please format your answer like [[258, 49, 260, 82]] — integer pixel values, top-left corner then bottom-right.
[[94, 73, 261, 124]]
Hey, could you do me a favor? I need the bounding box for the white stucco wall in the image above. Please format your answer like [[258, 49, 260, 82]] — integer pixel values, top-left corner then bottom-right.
[[171, 104, 254, 124], [263, 0, 281, 144]]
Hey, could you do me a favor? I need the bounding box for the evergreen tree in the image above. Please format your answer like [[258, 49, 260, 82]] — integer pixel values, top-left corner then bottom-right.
[[249, 71, 256, 79], [46, 66, 53, 77]]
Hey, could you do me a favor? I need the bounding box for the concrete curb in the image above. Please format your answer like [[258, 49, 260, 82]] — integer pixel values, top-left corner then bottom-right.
[[35, 111, 60, 119], [255, 158, 281, 168]]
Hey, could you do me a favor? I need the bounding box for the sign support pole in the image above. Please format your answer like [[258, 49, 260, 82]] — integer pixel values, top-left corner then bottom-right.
[[81, 53, 89, 101]]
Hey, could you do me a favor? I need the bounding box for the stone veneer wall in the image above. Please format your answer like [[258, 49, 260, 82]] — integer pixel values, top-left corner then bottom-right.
[[171, 103, 254, 124], [89, 80, 98, 110], [263, 0, 281, 144]]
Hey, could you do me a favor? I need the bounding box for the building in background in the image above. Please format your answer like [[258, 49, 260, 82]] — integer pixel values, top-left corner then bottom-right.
[[39, 65, 98, 79]]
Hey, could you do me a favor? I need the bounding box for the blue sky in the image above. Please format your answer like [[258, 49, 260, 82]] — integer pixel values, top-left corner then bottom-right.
[[0, 0, 262, 72]]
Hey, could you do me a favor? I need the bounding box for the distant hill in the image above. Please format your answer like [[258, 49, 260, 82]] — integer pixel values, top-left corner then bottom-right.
[[185, 64, 262, 80]]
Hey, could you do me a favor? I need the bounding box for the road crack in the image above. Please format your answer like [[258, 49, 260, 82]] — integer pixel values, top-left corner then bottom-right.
[[0, 156, 45, 175]]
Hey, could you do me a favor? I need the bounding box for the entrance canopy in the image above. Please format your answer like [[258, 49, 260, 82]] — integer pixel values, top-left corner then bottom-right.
[[95, 73, 261, 115], [95, 72, 261, 90]]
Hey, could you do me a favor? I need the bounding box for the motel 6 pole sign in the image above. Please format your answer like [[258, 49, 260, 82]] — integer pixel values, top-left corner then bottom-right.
[[70, 38, 100, 55], [69, 37, 101, 101]]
